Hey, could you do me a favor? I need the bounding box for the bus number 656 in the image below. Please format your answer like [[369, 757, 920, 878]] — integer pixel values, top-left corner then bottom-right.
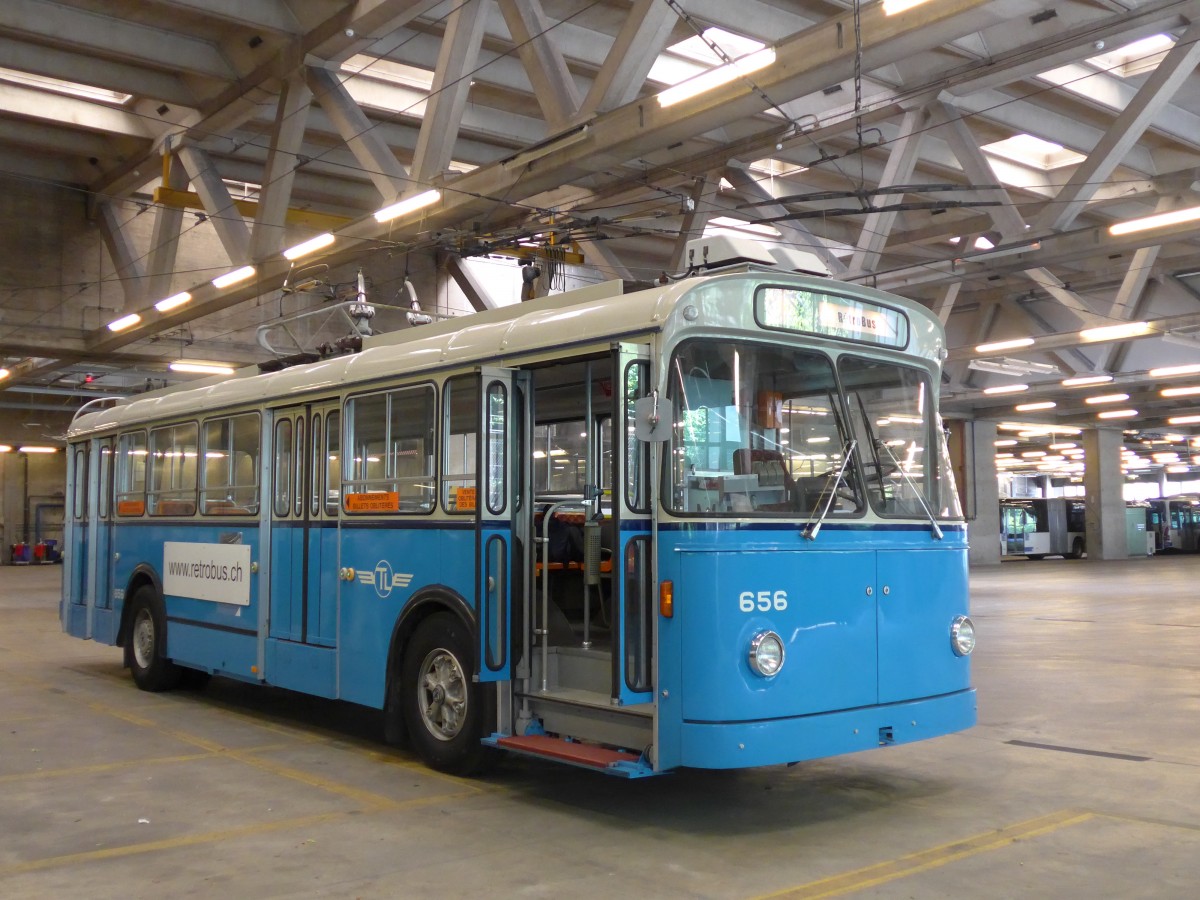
[[739, 590, 788, 612]]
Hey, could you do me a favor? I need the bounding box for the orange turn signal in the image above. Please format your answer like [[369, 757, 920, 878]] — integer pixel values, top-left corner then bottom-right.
[[659, 580, 674, 618]]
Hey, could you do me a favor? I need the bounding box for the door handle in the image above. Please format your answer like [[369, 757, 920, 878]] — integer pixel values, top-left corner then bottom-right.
[[340, 567, 356, 582]]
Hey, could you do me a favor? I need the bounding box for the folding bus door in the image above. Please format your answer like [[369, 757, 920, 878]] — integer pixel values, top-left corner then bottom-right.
[[476, 367, 531, 685], [611, 344, 655, 706], [267, 404, 337, 696]]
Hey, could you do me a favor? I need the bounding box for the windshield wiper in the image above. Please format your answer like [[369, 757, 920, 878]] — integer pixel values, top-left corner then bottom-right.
[[874, 439, 943, 540], [803, 439, 856, 541]]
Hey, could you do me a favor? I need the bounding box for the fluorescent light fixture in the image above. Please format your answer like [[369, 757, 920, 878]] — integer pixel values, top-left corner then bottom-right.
[[994, 439, 1018, 447], [657, 47, 776, 107], [1149, 363, 1200, 378], [1167, 465, 1190, 474], [1049, 442, 1077, 450], [283, 233, 335, 260], [995, 452, 1014, 459], [983, 384, 1028, 395], [1162, 386, 1200, 397], [976, 338, 1034, 353], [169, 361, 236, 375], [18, 445, 57, 453], [1097, 409, 1138, 419], [0, 367, 9, 380], [374, 189, 441, 223], [1022, 451, 1046, 458], [883, 0, 934, 14], [1015, 401, 1056, 411], [107, 313, 141, 332], [1168, 415, 1200, 425], [1062, 375, 1112, 387], [1110, 205, 1200, 236], [154, 291, 192, 313], [0, 444, 11, 452], [1085, 393, 1130, 405], [212, 265, 256, 289], [1079, 322, 1151, 341]]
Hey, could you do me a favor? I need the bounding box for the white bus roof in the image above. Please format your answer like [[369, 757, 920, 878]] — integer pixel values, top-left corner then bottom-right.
[[69, 270, 943, 438]]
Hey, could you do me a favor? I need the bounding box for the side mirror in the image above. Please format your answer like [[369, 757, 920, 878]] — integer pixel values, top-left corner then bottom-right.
[[634, 394, 671, 442]]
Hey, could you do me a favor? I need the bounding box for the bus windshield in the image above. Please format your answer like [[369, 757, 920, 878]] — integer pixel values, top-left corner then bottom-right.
[[667, 339, 864, 517], [839, 355, 961, 520]]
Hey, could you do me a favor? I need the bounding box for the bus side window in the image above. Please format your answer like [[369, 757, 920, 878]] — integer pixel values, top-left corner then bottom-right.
[[201, 413, 260, 514], [442, 375, 478, 513], [274, 418, 293, 517], [148, 422, 198, 516], [115, 431, 148, 516]]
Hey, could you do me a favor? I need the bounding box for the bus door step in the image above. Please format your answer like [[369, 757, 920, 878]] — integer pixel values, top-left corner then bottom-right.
[[484, 733, 658, 778]]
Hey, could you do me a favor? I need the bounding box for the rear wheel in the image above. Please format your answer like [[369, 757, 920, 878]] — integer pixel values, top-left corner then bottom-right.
[[124, 587, 182, 692], [1069, 537, 1085, 559], [401, 613, 497, 775], [1026, 554, 1045, 561]]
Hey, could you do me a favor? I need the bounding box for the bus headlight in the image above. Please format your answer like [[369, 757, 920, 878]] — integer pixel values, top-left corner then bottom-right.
[[748, 631, 785, 677], [950, 616, 975, 657]]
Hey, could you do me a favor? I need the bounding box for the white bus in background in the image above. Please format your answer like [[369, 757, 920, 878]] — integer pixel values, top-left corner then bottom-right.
[[1000, 497, 1087, 560]]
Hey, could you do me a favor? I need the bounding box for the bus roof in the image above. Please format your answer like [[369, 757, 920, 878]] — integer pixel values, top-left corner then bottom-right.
[[68, 269, 944, 438]]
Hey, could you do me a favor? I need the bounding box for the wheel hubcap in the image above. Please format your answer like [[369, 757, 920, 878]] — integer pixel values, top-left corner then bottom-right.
[[417, 648, 467, 741], [132, 609, 155, 669]]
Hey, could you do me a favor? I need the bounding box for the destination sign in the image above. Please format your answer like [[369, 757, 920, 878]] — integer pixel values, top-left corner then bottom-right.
[[756, 287, 909, 349]]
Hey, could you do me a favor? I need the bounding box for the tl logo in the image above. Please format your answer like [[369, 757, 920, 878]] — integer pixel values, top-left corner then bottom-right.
[[357, 560, 414, 598]]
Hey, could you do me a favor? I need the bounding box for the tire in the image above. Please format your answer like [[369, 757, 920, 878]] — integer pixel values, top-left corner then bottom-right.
[[1026, 554, 1045, 561], [401, 612, 497, 775], [1069, 538, 1085, 560], [124, 587, 182, 692]]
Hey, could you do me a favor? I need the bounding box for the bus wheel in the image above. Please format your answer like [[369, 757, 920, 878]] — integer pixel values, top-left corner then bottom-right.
[[401, 612, 496, 775], [1026, 554, 1045, 561], [124, 588, 182, 692], [1069, 538, 1085, 559]]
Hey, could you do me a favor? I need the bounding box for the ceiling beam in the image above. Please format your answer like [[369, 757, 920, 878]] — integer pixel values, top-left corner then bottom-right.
[[577, 0, 677, 118], [1034, 20, 1200, 233], [252, 73, 315, 260], [0, 0, 236, 79], [497, 0, 581, 130], [177, 145, 253, 266]]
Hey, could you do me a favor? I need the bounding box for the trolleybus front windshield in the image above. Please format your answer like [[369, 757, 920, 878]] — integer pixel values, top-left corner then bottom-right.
[[667, 340, 864, 517], [667, 339, 962, 520]]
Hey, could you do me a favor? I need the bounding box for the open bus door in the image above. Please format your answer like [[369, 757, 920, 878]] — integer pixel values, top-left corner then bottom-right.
[[612, 344, 655, 706], [475, 367, 531, 689]]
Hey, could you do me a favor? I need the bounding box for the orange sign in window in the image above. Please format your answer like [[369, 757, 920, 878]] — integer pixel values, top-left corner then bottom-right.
[[344, 491, 400, 513], [117, 499, 145, 516], [455, 487, 477, 512]]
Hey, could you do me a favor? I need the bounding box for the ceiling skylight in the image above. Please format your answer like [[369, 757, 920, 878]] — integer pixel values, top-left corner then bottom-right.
[[647, 28, 766, 87], [748, 158, 807, 178], [0, 67, 131, 105], [981, 134, 1085, 171], [705, 216, 780, 238], [340, 55, 434, 91], [1088, 34, 1175, 78]]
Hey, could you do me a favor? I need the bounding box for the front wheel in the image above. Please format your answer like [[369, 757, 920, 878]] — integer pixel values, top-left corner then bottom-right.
[[124, 587, 182, 692], [401, 613, 496, 775]]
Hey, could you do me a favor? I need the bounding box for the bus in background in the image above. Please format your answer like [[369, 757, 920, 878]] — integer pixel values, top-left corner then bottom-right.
[[999, 497, 1086, 560], [61, 237, 975, 778], [1145, 495, 1200, 552]]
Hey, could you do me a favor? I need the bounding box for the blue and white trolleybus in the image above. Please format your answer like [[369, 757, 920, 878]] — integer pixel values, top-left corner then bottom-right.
[[62, 246, 976, 777]]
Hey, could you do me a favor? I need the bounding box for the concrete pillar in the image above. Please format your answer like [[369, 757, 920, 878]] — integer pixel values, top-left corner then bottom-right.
[[1158, 468, 1168, 497], [1038, 474, 1052, 497], [949, 419, 1001, 566], [1083, 428, 1128, 560]]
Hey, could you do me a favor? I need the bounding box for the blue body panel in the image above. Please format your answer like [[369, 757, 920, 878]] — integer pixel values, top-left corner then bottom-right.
[[337, 523, 474, 708], [109, 522, 264, 682], [656, 522, 973, 770]]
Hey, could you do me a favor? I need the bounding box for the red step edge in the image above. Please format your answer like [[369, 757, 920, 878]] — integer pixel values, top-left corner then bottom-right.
[[495, 734, 641, 769]]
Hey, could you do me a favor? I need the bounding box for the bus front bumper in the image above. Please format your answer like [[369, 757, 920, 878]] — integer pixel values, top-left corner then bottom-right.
[[678, 689, 976, 769]]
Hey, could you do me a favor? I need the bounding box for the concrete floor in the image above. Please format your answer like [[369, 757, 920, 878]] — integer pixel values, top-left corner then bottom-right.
[[2, 558, 1199, 898]]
